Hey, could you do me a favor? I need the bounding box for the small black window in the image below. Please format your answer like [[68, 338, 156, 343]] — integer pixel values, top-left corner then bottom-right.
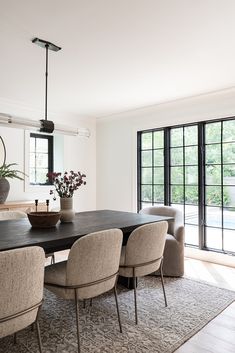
[[29, 133, 53, 185]]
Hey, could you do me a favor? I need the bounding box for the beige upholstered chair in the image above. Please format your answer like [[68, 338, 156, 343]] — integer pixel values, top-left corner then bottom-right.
[[0, 211, 55, 264], [44, 229, 123, 353], [0, 246, 45, 352], [140, 206, 185, 277], [119, 221, 168, 324]]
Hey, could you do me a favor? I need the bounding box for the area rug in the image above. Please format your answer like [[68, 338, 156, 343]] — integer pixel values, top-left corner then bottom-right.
[[1, 276, 235, 353]]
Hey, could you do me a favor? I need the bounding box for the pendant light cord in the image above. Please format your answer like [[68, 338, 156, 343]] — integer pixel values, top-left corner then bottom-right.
[[45, 44, 49, 121]]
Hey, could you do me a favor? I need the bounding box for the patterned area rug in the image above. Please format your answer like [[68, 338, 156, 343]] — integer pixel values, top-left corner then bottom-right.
[[1, 276, 235, 353]]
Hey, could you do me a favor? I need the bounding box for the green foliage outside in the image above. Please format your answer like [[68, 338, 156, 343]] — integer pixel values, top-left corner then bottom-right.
[[141, 121, 235, 207]]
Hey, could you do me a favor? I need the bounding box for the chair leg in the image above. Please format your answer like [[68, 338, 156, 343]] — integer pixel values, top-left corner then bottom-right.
[[13, 333, 17, 344], [75, 290, 81, 353], [113, 285, 122, 333], [83, 299, 86, 309], [90, 298, 93, 307], [133, 276, 138, 325], [160, 260, 167, 307], [51, 254, 55, 265], [35, 306, 43, 353], [36, 320, 43, 353]]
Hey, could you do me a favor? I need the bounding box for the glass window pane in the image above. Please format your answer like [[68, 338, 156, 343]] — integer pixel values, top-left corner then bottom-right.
[[141, 151, 152, 167], [171, 203, 184, 216], [184, 125, 198, 146], [185, 166, 198, 185], [30, 153, 35, 169], [206, 186, 222, 206], [205, 122, 221, 144], [205, 144, 221, 164], [185, 205, 198, 225], [223, 120, 235, 143], [171, 147, 183, 166], [171, 185, 184, 203], [141, 185, 152, 202], [224, 229, 235, 252], [223, 143, 235, 164], [224, 209, 235, 230], [171, 128, 183, 147], [36, 138, 48, 153], [35, 153, 48, 168], [141, 168, 152, 184], [223, 165, 235, 184], [153, 130, 164, 148], [185, 146, 198, 165], [171, 166, 183, 184], [185, 224, 199, 246], [154, 149, 164, 166], [205, 227, 222, 250], [223, 186, 235, 207], [185, 186, 198, 204], [141, 133, 152, 150], [141, 202, 153, 208], [154, 167, 164, 184], [153, 185, 164, 203], [30, 168, 36, 184], [205, 207, 222, 228], [35, 168, 48, 184], [30, 137, 35, 152], [205, 165, 221, 185]]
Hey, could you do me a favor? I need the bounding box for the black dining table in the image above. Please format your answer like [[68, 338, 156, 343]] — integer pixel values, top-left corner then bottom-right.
[[0, 209, 173, 254]]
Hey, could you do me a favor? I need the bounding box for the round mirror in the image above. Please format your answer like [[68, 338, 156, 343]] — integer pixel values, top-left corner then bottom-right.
[[0, 136, 6, 166]]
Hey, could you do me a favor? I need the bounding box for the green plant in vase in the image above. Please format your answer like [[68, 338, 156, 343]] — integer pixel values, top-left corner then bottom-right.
[[0, 163, 26, 204]]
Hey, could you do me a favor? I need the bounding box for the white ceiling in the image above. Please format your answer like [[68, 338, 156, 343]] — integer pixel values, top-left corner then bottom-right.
[[1, 0, 235, 119]]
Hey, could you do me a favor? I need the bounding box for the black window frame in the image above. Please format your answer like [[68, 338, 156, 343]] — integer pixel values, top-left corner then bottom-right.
[[29, 133, 54, 185], [137, 116, 235, 255]]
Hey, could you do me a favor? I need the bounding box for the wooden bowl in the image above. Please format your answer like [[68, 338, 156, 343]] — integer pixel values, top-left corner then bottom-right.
[[27, 211, 61, 228]]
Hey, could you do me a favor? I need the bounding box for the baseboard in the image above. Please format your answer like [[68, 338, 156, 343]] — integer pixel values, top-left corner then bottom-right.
[[185, 246, 235, 268]]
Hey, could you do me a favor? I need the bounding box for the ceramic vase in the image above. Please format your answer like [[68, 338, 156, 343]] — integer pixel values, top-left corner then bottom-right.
[[0, 178, 10, 204], [60, 197, 75, 222]]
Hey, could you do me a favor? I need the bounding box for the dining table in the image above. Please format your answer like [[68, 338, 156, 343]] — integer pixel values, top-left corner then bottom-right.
[[0, 209, 173, 254]]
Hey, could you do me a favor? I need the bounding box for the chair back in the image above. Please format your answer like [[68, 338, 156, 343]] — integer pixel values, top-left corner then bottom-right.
[[0, 210, 27, 221], [0, 246, 45, 338], [123, 221, 168, 277], [140, 206, 182, 235], [66, 229, 123, 299]]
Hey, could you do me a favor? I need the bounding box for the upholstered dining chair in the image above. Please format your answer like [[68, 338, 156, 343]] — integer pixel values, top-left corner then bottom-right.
[[0, 246, 45, 352], [0, 210, 55, 264], [139, 206, 185, 277], [119, 221, 168, 324], [44, 228, 123, 353]]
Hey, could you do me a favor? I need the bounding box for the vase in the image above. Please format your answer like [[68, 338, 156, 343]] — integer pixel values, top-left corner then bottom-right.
[[60, 197, 75, 223], [0, 178, 10, 204]]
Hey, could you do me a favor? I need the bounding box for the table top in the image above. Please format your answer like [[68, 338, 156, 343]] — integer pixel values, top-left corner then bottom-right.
[[0, 209, 172, 253]]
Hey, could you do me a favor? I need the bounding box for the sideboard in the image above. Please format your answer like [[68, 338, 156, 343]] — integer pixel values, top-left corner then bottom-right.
[[0, 201, 47, 213]]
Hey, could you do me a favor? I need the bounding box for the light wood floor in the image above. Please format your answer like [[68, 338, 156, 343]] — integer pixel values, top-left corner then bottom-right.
[[50, 253, 235, 353], [176, 257, 235, 353]]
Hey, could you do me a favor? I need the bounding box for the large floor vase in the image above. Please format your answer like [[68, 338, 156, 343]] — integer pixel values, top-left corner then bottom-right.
[[60, 197, 75, 222]]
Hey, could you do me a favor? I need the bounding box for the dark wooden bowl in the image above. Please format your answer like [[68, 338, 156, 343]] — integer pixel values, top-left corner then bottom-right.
[[27, 211, 61, 228]]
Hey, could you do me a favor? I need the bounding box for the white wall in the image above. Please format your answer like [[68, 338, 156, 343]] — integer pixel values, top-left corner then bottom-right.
[[0, 99, 96, 211], [96, 88, 235, 211]]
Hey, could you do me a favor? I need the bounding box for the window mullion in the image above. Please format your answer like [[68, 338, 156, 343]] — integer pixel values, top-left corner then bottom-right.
[[198, 123, 205, 250], [164, 128, 170, 205]]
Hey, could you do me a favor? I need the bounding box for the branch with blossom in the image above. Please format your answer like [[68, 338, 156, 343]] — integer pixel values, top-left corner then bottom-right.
[[47, 171, 86, 199]]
